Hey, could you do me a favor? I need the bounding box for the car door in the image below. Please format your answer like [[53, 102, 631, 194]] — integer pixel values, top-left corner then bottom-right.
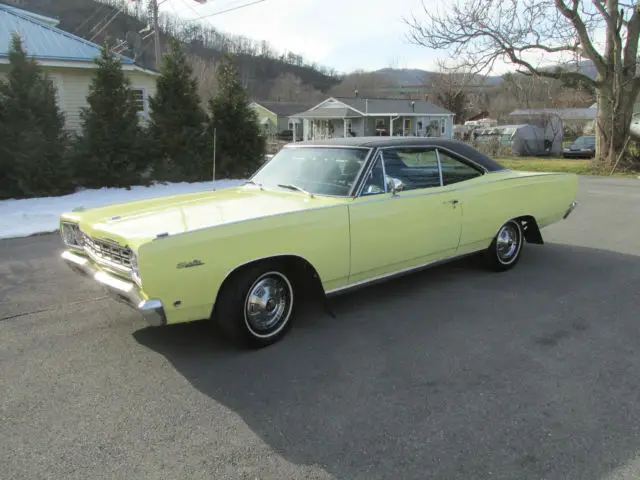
[[347, 147, 463, 285]]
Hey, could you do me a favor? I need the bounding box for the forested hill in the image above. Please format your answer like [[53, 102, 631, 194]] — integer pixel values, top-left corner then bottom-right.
[[4, 0, 341, 98]]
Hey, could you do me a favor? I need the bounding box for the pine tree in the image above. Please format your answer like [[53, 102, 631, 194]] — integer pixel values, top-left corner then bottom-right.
[[207, 53, 265, 179], [74, 43, 144, 188], [0, 33, 71, 199], [148, 38, 209, 181]]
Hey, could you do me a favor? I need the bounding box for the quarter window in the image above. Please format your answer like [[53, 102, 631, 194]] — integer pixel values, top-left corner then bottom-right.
[[437, 150, 483, 185], [381, 147, 441, 191]]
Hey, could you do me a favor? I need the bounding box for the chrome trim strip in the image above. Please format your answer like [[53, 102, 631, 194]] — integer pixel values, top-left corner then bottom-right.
[[435, 149, 444, 187], [380, 151, 388, 193], [325, 248, 486, 296], [61, 250, 166, 326], [563, 200, 579, 219]]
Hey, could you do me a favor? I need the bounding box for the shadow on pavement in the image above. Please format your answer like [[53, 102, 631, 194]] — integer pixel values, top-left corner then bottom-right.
[[134, 243, 640, 480]]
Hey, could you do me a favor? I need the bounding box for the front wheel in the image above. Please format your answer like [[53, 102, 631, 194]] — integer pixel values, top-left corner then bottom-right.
[[485, 219, 524, 272], [215, 263, 295, 348]]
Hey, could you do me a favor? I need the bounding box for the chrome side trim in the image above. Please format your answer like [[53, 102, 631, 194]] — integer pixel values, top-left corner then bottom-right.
[[563, 200, 579, 219], [325, 248, 486, 296], [435, 149, 444, 187], [61, 250, 166, 327]]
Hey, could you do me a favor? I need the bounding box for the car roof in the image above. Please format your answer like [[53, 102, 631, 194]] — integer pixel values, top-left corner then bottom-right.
[[289, 136, 507, 172]]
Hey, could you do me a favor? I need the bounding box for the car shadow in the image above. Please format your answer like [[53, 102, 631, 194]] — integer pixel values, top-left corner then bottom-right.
[[134, 243, 640, 480]]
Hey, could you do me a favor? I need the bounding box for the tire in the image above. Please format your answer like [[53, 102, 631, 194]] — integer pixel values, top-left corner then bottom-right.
[[215, 261, 296, 349], [485, 219, 524, 272]]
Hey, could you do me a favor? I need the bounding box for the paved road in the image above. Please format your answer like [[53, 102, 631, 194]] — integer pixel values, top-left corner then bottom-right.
[[1, 176, 639, 480]]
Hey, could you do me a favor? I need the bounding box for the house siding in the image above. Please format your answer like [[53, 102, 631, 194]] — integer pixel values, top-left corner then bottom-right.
[[0, 64, 157, 132], [250, 103, 278, 133]]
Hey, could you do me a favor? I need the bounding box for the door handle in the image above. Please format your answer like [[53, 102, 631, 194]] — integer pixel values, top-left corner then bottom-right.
[[443, 199, 459, 206]]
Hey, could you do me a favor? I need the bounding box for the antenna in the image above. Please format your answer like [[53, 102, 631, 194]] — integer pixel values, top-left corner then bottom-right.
[[126, 30, 143, 60]]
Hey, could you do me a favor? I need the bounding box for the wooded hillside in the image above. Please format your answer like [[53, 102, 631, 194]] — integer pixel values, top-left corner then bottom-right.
[[7, 0, 342, 98]]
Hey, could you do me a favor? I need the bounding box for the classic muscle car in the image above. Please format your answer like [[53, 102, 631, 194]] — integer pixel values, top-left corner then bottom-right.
[[59, 137, 579, 348]]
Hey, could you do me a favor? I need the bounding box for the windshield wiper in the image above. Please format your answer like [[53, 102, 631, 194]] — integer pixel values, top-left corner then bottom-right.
[[244, 180, 263, 189], [277, 183, 314, 198]]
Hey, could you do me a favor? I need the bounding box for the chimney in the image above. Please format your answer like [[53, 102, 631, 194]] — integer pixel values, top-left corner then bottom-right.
[[355, 89, 359, 98]]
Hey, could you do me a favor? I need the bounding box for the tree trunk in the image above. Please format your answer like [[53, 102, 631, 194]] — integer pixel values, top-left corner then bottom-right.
[[595, 82, 636, 167]]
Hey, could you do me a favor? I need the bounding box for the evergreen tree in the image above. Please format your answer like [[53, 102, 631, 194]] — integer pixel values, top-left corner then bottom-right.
[[207, 53, 265, 179], [0, 33, 71, 199], [148, 38, 208, 181], [74, 43, 144, 188]]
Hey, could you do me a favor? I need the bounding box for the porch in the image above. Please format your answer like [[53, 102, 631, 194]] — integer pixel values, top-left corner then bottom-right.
[[295, 115, 451, 141]]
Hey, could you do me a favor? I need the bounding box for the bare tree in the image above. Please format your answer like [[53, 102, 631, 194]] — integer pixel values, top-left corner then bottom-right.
[[188, 54, 217, 107], [426, 60, 489, 123], [405, 0, 640, 166]]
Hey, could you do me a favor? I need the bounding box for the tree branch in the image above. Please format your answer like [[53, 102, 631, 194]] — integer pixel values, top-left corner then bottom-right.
[[554, 0, 607, 74]]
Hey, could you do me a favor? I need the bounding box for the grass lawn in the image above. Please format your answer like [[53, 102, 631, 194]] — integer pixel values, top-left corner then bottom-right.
[[496, 156, 638, 177]]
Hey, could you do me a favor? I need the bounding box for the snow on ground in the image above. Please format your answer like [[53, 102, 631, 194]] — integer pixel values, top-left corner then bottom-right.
[[0, 179, 244, 240]]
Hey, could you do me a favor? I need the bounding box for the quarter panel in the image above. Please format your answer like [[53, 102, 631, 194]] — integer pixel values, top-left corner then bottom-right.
[[454, 171, 579, 248]]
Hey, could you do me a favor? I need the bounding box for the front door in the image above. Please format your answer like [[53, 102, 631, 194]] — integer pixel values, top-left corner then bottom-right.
[[347, 147, 463, 284]]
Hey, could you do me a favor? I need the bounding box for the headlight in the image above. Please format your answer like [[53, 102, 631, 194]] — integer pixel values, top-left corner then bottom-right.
[[60, 222, 84, 247], [129, 250, 139, 271]]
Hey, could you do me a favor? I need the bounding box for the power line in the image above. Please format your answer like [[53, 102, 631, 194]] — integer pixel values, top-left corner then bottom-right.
[[89, 5, 124, 42], [190, 0, 267, 21], [72, 3, 107, 35]]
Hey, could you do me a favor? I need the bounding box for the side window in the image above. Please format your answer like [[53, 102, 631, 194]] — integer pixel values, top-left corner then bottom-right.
[[382, 148, 441, 191], [361, 154, 386, 195], [437, 150, 483, 186]]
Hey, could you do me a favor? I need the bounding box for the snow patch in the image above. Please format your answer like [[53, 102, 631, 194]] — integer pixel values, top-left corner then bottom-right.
[[0, 180, 244, 240]]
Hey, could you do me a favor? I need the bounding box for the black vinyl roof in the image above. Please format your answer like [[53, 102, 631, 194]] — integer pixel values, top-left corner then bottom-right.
[[291, 136, 507, 172]]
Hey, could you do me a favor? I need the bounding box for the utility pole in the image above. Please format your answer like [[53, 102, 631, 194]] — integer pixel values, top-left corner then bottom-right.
[[151, 0, 161, 69]]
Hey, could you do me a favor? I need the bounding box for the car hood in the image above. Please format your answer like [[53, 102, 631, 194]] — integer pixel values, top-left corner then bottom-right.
[[65, 185, 346, 247]]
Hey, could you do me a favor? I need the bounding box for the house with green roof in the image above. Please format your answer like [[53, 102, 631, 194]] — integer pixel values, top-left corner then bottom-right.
[[290, 96, 455, 141], [0, 3, 158, 132]]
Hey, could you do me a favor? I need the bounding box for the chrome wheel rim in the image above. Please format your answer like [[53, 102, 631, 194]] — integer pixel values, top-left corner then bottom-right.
[[244, 272, 293, 338], [496, 222, 521, 264]]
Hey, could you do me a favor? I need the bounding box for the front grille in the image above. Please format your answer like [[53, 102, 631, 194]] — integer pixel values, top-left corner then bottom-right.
[[83, 234, 132, 269]]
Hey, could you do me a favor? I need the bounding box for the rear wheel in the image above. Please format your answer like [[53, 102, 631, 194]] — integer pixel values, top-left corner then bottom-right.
[[215, 262, 295, 348], [485, 219, 524, 272]]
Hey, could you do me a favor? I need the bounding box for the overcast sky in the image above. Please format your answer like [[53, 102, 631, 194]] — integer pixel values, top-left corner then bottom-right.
[[161, 0, 602, 75], [161, 0, 459, 73]]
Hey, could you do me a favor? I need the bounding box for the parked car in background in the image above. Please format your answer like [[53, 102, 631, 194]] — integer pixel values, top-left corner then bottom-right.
[[563, 135, 596, 158], [59, 137, 579, 349]]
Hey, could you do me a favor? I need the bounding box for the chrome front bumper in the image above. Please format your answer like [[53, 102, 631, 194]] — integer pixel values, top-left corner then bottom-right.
[[563, 200, 579, 219], [61, 250, 166, 326]]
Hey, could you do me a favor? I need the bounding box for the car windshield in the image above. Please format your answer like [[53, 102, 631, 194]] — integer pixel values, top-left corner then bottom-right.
[[250, 146, 370, 196], [574, 136, 595, 146]]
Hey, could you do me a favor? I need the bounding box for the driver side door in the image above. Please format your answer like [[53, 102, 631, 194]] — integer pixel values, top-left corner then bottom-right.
[[347, 147, 463, 285]]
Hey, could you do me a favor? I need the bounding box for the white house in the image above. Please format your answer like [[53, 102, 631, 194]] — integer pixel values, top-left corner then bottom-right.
[[0, 4, 159, 132], [290, 96, 455, 141]]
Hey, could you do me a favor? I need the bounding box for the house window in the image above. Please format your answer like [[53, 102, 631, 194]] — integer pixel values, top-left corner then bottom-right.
[[131, 87, 148, 115]]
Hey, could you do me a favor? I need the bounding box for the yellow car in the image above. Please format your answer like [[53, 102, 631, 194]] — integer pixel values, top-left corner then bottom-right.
[[60, 137, 579, 348]]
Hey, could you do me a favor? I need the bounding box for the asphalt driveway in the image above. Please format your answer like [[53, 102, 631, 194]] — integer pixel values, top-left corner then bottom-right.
[[1, 176, 639, 480]]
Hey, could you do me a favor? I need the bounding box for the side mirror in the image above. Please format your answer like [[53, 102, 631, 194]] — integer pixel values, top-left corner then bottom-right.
[[387, 176, 404, 195]]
